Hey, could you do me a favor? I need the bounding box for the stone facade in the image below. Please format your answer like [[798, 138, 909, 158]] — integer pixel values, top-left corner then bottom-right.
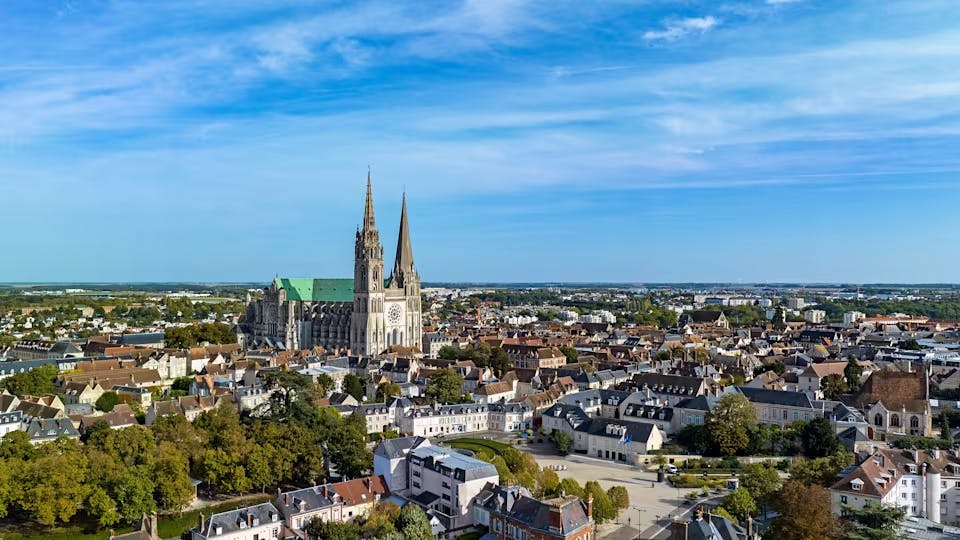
[[242, 173, 422, 355]]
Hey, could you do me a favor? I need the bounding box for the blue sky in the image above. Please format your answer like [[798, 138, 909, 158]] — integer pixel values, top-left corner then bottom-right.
[[2, 0, 959, 283]]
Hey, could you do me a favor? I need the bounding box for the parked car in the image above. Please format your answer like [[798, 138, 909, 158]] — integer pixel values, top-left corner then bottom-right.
[[666, 464, 679, 474]]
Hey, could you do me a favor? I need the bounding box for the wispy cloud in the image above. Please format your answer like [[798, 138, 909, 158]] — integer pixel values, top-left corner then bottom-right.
[[643, 16, 719, 41]]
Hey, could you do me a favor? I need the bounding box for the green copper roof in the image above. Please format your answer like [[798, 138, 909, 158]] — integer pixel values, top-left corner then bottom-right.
[[276, 278, 354, 302]]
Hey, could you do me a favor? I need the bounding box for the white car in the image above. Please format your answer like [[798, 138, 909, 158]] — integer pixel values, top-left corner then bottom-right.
[[666, 464, 679, 474]]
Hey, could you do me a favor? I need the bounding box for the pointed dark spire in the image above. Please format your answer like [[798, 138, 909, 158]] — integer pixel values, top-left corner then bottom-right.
[[392, 192, 415, 280], [363, 169, 377, 232]]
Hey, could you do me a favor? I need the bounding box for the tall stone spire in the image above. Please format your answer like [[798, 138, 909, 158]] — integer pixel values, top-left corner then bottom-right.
[[391, 192, 416, 283], [363, 168, 377, 232]]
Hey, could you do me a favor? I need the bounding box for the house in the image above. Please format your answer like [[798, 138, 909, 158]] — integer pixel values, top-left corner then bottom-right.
[[61, 381, 105, 406], [191, 502, 286, 540], [471, 483, 531, 530], [488, 493, 594, 540], [798, 362, 847, 399], [828, 448, 960, 525], [574, 418, 663, 463], [22, 417, 81, 444], [734, 387, 819, 427], [673, 395, 718, 429], [330, 475, 390, 521], [399, 403, 492, 438], [109, 512, 160, 540], [620, 373, 710, 407], [473, 380, 517, 404], [504, 345, 568, 370], [0, 410, 22, 438], [668, 506, 755, 540], [81, 404, 138, 432], [275, 484, 340, 533], [679, 311, 729, 330]]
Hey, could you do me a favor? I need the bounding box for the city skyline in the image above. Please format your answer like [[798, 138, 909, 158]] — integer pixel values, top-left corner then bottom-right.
[[3, 1, 960, 283]]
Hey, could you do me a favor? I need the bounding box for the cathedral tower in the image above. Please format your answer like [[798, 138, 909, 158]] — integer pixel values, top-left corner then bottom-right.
[[386, 193, 422, 351], [351, 172, 386, 355]]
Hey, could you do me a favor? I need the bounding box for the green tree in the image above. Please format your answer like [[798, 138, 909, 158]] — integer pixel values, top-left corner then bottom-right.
[[537, 468, 560, 497], [487, 346, 512, 376], [768, 481, 839, 540], [95, 391, 121, 412], [549, 430, 573, 454], [558, 477, 585, 499], [842, 501, 906, 540], [789, 451, 854, 487], [343, 374, 366, 401], [328, 416, 372, 479], [86, 486, 120, 528], [821, 374, 849, 400], [801, 417, 841, 458], [559, 346, 579, 364], [740, 462, 781, 517], [706, 393, 757, 456], [900, 338, 921, 351], [19, 448, 91, 526], [585, 481, 617, 524], [0, 364, 58, 396], [845, 357, 864, 392], [153, 443, 195, 513], [308, 518, 361, 540], [377, 381, 402, 400], [315, 373, 335, 396], [425, 368, 465, 404], [396, 502, 434, 540], [720, 488, 757, 523], [607, 485, 629, 511]]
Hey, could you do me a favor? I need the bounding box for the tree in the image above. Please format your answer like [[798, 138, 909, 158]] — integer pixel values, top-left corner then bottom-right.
[[558, 477, 585, 499], [560, 346, 579, 364], [328, 417, 372, 479], [487, 346, 512, 376], [153, 443, 194, 513], [773, 307, 786, 330], [740, 462, 781, 517], [901, 338, 921, 351], [265, 370, 313, 418], [377, 381, 402, 400], [845, 357, 864, 392], [343, 374, 366, 402], [607, 485, 629, 511], [425, 368, 465, 404], [95, 391, 121, 412], [308, 519, 361, 540], [315, 373, 335, 396], [19, 448, 91, 526], [801, 417, 841, 458], [585, 481, 617, 524], [767, 481, 838, 540], [0, 364, 57, 396], [396, 502, 434, 540], [821, 374, 850, 400], [537, 468, 560, 497], [706, 393, 757, 456], [789, 451, 854, 487], [842, 501, 906, 540], [720, 488, 757, 523], [549, 430, 572, 454]]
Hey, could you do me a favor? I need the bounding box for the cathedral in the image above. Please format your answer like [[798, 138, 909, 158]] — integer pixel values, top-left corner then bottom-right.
[[241, 173, 422, 355]]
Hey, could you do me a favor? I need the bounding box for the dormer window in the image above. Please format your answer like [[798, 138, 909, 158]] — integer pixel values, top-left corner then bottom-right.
[[851, 479, 864, 491]]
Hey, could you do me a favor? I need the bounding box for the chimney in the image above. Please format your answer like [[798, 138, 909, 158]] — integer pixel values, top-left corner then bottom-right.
[[586, 493, 593, 519], [150, 512, 158, 538], [283, 493, 289, 506], [198, 513, 205, 534], [247, 512, 252, 528], [669, 519, 689, 540], [548, 505, 563, 530], [322, 484, 328, 498]]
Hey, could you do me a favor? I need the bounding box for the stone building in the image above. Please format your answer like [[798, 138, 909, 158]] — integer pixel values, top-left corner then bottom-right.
[[242, 173, 422, 355]]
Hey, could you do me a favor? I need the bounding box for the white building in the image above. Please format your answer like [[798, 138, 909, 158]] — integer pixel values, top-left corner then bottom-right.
[[844, 311, 867, 326], [830, 448, 960, 526], [191, 502, 283, 540], [804, 310, 826, 324]]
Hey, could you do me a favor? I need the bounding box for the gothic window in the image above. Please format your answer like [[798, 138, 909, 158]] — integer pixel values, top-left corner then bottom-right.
[[891, 414, 901, 428], [911, 416, 920, 429], [874, 414, 883, 427]]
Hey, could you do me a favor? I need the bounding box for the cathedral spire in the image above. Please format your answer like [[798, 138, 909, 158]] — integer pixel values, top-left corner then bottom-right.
[[363, 169, 377, 232], [392, 192, 415, 280]]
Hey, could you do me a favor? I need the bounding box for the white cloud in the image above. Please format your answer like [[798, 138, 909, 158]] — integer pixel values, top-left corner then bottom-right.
[[643, 16, 719, 41]]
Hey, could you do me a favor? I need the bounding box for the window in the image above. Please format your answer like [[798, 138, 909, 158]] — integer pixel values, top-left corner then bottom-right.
[[911, 416, 920, 429], [891, 414, 901, 428], [875, 414, 883, 426], [841, 496, 848, 503], [783, 410, 788, 420]]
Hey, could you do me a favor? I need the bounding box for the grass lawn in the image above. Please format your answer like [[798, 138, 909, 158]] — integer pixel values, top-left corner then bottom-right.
[[445, 437, 512, 458], [0, 494, 273, 540]]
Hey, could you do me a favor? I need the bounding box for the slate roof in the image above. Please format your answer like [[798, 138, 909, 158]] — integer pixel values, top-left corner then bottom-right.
[[498, 495, 592, 535], [735, 386, 815, 409], [23, 417, 80, 441], [683, 513, 746, 540], [275, 485, 336, 517], [409, 445, 499, 482], [373, 435, 431, 459], [574, 417, 658, 443], [116, 333, 166, 346], [195, 502, 282, 538]]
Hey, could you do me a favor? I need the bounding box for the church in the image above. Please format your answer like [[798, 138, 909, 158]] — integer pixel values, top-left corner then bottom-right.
[[241, 173, 422, 356]]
